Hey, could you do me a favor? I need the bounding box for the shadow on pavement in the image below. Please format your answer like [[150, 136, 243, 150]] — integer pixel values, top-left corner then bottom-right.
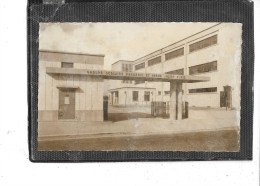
[[107, 112, 169, 122]]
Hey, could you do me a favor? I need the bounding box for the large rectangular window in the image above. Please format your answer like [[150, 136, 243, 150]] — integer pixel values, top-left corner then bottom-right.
[[62, 62, 73, 68], [165, 47, 184, 60], [133, 91, 138, 101], [135, 62, 145, 71], [144, 91, 150, 101], [135, 80, 145, 85], [189, 61, 217, 75], [166, 68, 184, 75], [148, 56, 161, 67], [189, 87, 217, 94], [189, 35, 217, 53]]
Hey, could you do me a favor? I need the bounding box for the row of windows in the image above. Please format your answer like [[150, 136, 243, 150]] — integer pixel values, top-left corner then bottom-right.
[[133, 87, 218, 101], [158, 91, 171, 96], [132, 91, 151, 101], [134, 34, 218, 69], [137, 47, 184, 69], [136, 60, 217, 74], [189, 87, 217, 94], [164, 61, 217, 75], [160, 87, 217, 95], [134, 89, 217, 97], [132, 87, 216, 102]]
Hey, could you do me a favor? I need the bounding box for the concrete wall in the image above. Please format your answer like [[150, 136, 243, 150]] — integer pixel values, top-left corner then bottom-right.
[[38, 51, 104, 122]]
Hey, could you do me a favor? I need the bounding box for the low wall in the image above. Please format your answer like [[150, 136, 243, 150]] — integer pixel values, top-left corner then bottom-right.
[[38, 110, 103, 122]]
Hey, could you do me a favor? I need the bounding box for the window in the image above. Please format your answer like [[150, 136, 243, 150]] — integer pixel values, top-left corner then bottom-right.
[[122, 63, 132, 72], [189, 61, 217, 75], [62, 62, 73, 68], [122, 64, 132, 83], [165, 47, 184, 60], [133, 91, 138, 101], [115, 91, 119, 98], [122, 80, 132, 84], [189, 87, 217, 94], [164, 91, 170, 95], [64, 96, 70, 104], [135, 80, 145, 85], [135, 62, 145, 71], [148, 56, 161, 67], [158, 91, 161, 95], [189, 35, 217, 53], [166, 68, 184, 75], [144, 91, 150, 101]]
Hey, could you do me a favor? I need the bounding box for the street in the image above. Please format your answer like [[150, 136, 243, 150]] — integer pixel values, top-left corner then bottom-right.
[[38, 128, 239, 151]]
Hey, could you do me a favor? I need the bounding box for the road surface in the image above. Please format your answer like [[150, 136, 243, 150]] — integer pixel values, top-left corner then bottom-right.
[[38, 129, 239, 151]]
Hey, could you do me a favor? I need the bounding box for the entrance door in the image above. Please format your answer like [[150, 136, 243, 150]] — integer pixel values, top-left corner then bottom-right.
[[58, 89, 75, 119], [220, 86, 232, 109], [220, 91, 226, 107], [224, 86, 232, 109]]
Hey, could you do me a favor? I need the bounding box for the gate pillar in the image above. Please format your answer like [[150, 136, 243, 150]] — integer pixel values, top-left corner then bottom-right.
[[169, 81, 177, 121], [169, 81, 183, 121], [177, 82, 183, 120]]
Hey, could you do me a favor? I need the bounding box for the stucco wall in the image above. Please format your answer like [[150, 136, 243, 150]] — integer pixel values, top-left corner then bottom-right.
[[129, 23, 242, 109], [38, 51, 104, 122]]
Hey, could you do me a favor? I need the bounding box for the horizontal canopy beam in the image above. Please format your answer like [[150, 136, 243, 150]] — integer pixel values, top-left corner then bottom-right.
[[46, 67, 210, 83]]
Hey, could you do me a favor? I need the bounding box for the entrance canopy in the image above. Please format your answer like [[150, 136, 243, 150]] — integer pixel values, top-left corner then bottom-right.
[[46, 67, 210, 83]]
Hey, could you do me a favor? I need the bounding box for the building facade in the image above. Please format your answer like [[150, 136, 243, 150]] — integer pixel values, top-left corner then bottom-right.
[[38, 50, 104, 122], [108, 23, 242, 109], [108, 60, 157, 106]]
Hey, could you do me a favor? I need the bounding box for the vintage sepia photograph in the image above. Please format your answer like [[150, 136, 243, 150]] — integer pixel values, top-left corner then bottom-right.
[[38, 22, 242, 151]]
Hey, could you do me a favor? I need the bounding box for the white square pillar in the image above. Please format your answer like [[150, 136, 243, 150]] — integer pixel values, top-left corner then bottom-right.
[[177, 82, 183, 120], [169, 81, 177, 121]]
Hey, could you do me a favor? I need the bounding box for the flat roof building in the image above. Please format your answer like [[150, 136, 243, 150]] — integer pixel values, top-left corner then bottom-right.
[[108, 23, 242, 110], [38, 50, 105, 122]]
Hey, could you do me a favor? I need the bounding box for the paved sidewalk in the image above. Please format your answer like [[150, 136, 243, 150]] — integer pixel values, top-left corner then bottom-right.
[[38, 109, 240, 141]]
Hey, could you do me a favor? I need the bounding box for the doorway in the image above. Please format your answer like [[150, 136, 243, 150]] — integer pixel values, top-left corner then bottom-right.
[[220, 86, 232, 109], [58, 89, 76, 119]]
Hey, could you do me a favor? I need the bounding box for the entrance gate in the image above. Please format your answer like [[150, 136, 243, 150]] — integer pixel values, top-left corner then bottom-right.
[[47, 68, 210, 121]]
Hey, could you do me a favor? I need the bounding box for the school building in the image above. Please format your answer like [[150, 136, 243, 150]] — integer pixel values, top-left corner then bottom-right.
[[108, 23, 241, 109], [38, 49, 208, 125]]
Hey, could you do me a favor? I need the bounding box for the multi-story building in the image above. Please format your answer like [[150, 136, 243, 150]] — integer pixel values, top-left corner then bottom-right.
[[108, 23, 242, 109]]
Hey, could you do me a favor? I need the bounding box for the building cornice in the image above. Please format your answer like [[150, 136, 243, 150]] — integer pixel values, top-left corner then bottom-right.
[[39, 49, 105, 57]]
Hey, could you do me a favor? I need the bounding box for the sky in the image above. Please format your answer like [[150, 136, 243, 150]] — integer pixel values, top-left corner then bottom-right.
[[39, 22, 217, 70]]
